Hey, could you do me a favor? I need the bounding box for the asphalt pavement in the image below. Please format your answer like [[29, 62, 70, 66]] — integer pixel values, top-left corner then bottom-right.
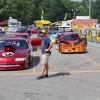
[[0, 32, 100, 100]]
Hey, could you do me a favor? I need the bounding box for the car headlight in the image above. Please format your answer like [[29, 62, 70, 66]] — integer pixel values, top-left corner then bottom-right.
[[15, 58, 26, 61]]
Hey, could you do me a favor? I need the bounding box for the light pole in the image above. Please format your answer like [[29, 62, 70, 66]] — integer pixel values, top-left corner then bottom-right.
[[89, 0, 91, 30], [72, 9, 78, 18]]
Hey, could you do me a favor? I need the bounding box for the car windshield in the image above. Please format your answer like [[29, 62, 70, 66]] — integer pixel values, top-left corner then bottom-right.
[[0, 40, 28, 49], [49, 28, 58, 31], [16, 28, 27, 33], [51, 32, 57, 35], [63, 34, 79, 40], [9, 23, 17, 26], [14, 35, 29, 39]]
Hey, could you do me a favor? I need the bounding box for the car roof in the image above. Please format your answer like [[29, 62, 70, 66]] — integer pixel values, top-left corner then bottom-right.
[[64, 32, 78, 34], [11, 33, 29, 36], [0, 38, 27, 41]]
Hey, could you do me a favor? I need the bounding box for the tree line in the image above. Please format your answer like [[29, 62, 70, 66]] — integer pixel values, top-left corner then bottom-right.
[[0, 0, 100, 25]]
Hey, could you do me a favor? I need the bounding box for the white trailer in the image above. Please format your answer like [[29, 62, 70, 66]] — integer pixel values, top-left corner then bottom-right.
[[93, 24, 100, 30], [8, 17, 21, 32], [58, 20, 72, 31]]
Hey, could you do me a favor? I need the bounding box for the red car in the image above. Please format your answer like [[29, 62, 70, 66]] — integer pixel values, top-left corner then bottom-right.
[[10, 33, 42, 47], [55, 32, 87, 53], [0, 38, 33, 70], [30, 28, 38, 34]]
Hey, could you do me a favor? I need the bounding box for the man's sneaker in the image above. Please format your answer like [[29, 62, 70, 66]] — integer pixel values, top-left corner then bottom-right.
[[43, 74, 48, 78], [37, 75, 44, 80]]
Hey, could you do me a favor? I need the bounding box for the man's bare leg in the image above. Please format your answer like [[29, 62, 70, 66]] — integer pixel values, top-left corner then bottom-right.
[[45, 65, 49, 75], [41, 64, 46, 76]]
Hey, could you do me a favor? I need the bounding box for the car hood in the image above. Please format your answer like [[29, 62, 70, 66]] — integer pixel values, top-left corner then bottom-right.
[[0, 49, 28, 58]]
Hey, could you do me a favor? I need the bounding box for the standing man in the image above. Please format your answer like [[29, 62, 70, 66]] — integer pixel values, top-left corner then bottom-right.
[[37, 27, 41, 37], [37, 30, 53, 80], [27, 26, 31, 36]]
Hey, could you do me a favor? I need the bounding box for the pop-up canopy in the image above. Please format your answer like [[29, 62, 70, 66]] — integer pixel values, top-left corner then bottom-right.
[[0, 20, 8, 26]]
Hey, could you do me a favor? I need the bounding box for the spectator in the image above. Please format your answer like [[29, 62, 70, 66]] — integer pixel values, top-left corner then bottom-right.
[[37, 27, 41, 37], [37, 29, 53, 80], [27, 27, 31, 36]]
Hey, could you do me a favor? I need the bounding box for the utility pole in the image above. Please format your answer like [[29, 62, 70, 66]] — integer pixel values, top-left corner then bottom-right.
[[89, 0, 91, 30]]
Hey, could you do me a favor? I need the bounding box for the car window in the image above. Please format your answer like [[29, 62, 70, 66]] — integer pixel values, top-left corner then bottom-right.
[[22, 35, 29, 39], [63, 34, 79, 40], [51, 32, 57, 35], [14, 35, 28, 39], [0, 40, 28, 49], [63, 35, 70, 40]]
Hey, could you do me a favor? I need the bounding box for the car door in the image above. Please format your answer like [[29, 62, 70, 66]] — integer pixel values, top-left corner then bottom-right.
[[30, 38, 42, 47]]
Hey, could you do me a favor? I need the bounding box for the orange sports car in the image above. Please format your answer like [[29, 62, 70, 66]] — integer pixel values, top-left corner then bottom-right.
[[57, 32, 87, 53]]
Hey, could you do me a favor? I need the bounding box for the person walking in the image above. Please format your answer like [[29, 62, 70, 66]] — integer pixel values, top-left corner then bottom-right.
[[37, 30, 53, 80]]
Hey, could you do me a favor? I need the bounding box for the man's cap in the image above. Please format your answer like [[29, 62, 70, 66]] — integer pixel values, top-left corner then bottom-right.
[[40, 30, 46, 33]]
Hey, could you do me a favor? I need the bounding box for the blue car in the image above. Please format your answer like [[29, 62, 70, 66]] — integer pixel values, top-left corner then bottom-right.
[[50, 31, 59, 43]]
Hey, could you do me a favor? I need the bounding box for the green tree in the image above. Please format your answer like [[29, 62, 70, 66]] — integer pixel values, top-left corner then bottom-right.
[[78, 5, 87, 16], [39, 0, 50, 20], [50, 0, 66, 22], [61, 0, 72, 20], [92, 0, 100, 21]]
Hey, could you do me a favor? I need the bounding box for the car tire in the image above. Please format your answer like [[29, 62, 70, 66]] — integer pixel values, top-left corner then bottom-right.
[[29, 55, 32, 64]]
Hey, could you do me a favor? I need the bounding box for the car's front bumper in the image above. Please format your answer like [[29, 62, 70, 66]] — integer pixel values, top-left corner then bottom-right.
[[0, 61, 28, 70]]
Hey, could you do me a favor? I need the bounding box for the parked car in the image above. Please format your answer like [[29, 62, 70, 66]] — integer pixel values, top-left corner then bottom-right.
[[56, 32, 87, 53], [0, 28, 5, 34], [50, 30, 59, 43], [16, 27, 28, 33], [10, 33, 42, 47], [30, 28, 38, 34], [0, 38, 33, 70]]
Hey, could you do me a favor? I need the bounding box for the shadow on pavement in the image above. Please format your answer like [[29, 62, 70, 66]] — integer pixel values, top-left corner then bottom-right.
[[28, 56, 41, 69], [49, 72, 71, 78]]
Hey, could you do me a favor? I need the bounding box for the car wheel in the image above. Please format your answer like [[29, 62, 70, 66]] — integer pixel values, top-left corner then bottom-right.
[[29, 55, 32, 64]]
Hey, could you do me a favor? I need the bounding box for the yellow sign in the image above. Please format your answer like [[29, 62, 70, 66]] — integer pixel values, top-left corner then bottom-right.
[[64, 13, 67, 20], [41, 10, 44, 20], [86, 30, 91, 39], [97, 30, 100, 41]]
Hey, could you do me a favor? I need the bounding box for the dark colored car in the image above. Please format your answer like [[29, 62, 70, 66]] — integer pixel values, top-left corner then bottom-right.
[[16, 27, 28, 33], [0, 29, 5, 34]]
